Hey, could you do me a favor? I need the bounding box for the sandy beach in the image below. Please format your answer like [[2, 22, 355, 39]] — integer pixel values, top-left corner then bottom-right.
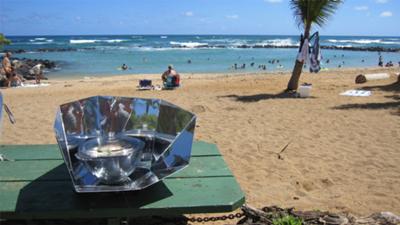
[[1, 67, 399, 216]]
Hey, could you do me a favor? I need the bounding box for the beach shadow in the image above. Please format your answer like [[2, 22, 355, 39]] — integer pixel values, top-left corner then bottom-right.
[[361, 80, 400, 93], [219, 92, 316, 103], [332, 101, 400, 110], [12, 164, 173, 220], [333, 80, 400, 114]]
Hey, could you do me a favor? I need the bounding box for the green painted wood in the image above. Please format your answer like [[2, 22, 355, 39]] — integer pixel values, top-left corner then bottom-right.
[[0, 141, 245, 219], [191, 140, 221, 156], [0, 157, 232, 182], [0, 144, 62, 160], [0, 177, 245, 219], [0, 141, 220, 161]]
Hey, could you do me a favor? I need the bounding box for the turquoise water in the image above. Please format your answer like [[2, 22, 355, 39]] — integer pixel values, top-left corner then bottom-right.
[[4, 35, 400, 78]]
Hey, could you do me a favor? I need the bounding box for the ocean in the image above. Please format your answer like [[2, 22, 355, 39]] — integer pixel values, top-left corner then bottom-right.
[[3, 35, 400, 78]]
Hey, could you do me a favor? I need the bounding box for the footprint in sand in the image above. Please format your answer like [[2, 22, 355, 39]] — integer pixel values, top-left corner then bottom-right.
[[302, 181, 318, 192], [320, 178, 335, 188], [191, 105, 206, 113]]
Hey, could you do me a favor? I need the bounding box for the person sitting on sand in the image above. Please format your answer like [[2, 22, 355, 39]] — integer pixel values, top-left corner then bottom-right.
[[30, 64, 45, 84], [2, 52, 22, 87], [161, 65, 180, 87]]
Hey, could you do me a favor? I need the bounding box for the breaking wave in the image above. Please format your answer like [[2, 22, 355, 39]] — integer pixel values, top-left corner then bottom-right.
[[169, 41, 209, 48], [70, 39, 127, 44], [70, 39, 97, 44], [254, 38, 298, 47], [327, 39, 400, 45], [29, 38, 53, 43]]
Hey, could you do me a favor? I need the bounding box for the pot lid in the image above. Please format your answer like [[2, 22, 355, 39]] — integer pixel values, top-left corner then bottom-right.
[[77, 135, 144, 159]]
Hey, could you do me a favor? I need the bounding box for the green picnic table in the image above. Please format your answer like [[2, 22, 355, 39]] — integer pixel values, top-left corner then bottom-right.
[[0, 141, 245, 222]]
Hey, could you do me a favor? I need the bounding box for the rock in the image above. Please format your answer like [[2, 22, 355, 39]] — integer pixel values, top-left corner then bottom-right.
[[8, 57, 56, 81], [2, 47, 95, 54], [353, 212, 400, 225], [355, 74, 367, 84], [319, 214, 349, 225], [237, 205, 400, 225]]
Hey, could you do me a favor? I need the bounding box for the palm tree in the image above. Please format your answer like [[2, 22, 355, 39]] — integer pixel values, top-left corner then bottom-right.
[[286, 0, 343, 91]]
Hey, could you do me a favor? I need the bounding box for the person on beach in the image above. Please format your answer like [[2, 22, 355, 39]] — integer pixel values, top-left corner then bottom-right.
[[161, 65, 180, 87], [30, 64, 45, 84], [2, 52, 22, 87]]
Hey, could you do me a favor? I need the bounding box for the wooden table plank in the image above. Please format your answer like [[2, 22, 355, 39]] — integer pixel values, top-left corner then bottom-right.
[[0, 177, 244, 219], [0, 157, 232, 182], [0, 141, 245, 220], [0, 141, 220, 161]]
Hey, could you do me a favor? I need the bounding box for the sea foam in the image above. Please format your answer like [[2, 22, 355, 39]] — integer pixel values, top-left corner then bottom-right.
[[70, 39, 97, 44], [327, 39, 400, 45], [170, 41, 208, 48], [255, 38, 298, 47], [70, 39, 127, 44]]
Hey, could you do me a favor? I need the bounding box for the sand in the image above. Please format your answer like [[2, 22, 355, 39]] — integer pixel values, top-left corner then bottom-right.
[[1, 67, 399, 217]]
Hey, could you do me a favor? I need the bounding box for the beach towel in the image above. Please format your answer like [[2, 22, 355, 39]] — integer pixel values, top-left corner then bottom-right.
[[296, 39, 309, 63], [340, 90, 371, 97], [17, 83, 50, 88], [137, 86, 154, 91], [309, 32, 321, 73]]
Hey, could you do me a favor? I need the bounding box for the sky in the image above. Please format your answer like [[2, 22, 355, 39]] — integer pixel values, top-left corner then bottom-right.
[[0, 0, 399, 36]]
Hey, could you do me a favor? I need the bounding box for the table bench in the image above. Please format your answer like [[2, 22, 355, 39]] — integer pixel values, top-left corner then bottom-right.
[[0, 141, 245, 222]]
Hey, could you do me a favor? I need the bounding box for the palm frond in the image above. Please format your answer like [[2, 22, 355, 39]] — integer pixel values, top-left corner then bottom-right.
[[290, 0, 343, 30]]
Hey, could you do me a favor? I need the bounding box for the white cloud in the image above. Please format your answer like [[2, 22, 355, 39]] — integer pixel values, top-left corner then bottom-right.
[[376, 0, 388, 3], [264, 0, 282, 3], [380, 11, 393, 17], [183, 11, 193, 17], [354, 6, 368, 11], [225, 14, 239, 19]]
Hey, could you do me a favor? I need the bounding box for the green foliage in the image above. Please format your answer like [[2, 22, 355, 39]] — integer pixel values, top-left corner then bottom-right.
[[272, 215, 303, 225], [0, 33, 11, 46], [290, 0, 343, 30], [130, 114, 158, 130]]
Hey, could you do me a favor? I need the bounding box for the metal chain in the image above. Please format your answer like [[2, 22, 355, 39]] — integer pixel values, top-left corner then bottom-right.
[[141, 211, 245, 225], [187, 212, 244, 223]]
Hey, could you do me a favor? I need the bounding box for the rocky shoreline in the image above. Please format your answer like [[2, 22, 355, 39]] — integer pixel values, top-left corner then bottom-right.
[[2, 47, 95, 54], [3, 44, 400, 54], [0, 57, 57, 81]]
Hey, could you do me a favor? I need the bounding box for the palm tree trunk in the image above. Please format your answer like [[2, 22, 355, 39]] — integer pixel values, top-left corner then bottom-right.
[[287, 60, 304, 91], [286, 24, 311, 91]]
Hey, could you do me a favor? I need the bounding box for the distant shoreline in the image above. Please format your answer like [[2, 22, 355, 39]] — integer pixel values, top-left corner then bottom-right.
[[45, 66, 398, 81]]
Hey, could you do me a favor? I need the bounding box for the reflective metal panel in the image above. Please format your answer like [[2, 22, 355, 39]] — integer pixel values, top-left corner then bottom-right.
[[54, 96, 196, 192], [0, 92, 3, 134]]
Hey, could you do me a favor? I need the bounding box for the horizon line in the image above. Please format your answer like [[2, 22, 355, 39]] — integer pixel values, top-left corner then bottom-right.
[[3, 33, 400, 37]]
